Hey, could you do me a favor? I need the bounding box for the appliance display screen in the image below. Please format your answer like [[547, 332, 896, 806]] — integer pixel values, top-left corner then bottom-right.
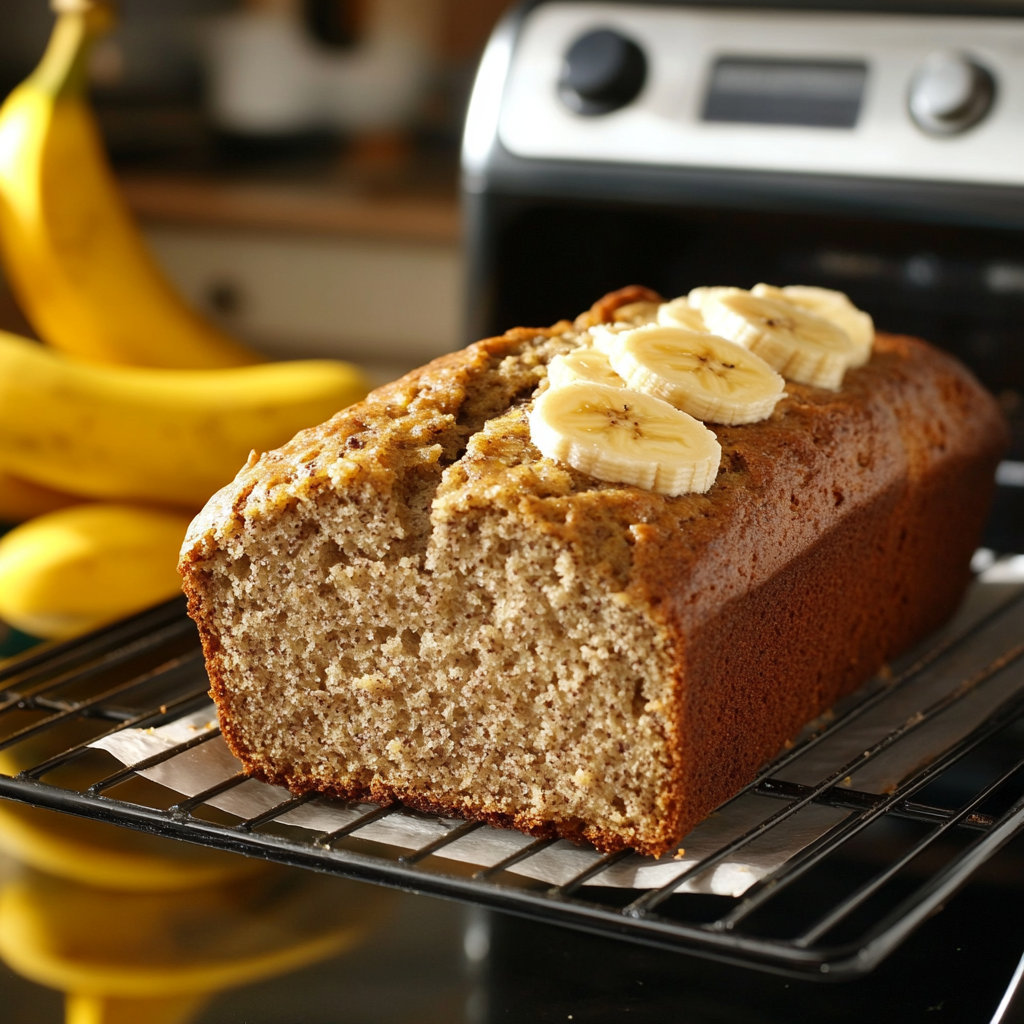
[[702, 58, 867, 128]]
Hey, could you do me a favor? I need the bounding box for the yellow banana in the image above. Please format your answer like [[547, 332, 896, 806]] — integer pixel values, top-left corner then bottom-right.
[[0, 468, 84, 523], [0, 330, 369, 507], [0, 0, 259, 369], [0, 503, 193, 639]]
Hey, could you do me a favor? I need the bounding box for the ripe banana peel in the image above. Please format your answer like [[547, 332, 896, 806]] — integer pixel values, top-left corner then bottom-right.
[[0, 468, 84, 523], [0, 503, 193, 639], [0, 330, 369, 508], [0, 0, 259, 369]]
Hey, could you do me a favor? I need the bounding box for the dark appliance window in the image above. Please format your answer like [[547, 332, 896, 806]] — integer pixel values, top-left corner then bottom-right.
[[702, 57, 868, 128]]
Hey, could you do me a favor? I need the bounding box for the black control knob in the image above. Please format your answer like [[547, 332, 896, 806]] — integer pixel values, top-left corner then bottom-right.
[[908, 51, 995, 136], [558, 29, 647, 116]]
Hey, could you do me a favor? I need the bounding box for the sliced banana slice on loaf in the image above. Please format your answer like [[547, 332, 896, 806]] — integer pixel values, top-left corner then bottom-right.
[[606, 325, 785, 425], [657, 298, 708, 332], [610, 300, 661, 326], [687, 286, 745, 312], [702, 291, 857, 390], [589, 323, 635, 356], [547, 348, 625, 389], [529, 381, 721, 496], [751, 283, 874, 367]]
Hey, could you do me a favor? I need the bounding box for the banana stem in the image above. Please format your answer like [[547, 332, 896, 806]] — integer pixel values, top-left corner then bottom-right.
[[29, 2, 116, 100]]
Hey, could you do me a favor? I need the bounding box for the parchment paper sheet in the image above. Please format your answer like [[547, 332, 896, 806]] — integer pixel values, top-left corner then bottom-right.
[[89, 565, 1024, 898]]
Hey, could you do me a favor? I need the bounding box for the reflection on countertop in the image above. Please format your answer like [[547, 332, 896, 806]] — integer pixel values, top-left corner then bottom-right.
[[0, 803, 475, 1024]]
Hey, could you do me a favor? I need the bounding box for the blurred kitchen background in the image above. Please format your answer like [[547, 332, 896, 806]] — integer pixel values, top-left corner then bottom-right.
[[0, 3, 505, 1019], [0, 0, 512, 384]]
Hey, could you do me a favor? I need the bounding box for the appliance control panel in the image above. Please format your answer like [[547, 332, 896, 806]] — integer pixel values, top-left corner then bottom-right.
[[496, 3, 1024, 186]]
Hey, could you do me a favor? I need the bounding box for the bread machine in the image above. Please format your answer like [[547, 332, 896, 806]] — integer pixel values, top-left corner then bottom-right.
[[460, 1, 1024, 1020], [462, 0, 1024, 554]]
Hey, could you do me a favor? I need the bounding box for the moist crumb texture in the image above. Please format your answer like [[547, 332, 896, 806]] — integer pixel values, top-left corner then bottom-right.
[[180, 287, 1008, 857]]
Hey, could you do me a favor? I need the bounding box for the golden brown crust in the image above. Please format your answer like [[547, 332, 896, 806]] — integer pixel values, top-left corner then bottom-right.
[[574, 284, 664, 330], [238, 756, 643, 854], [180, 286, 1008, 857]]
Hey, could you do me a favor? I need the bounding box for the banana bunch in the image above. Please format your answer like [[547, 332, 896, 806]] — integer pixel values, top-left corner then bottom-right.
[[0, 469, 80, 524], [0, 331, 368, 508], [0, 337, 367, 640], [0, 743, 262, 893], [530, 284, 873, 495], [0, 2, 370, 641]]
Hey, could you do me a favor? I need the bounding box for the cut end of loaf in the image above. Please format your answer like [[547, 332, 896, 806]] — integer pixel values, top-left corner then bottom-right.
[[182, 289, 687, 856], [195, 484, 680, 854]]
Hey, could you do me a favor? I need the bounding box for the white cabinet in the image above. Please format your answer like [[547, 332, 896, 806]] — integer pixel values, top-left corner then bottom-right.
[[145, 225, 464, 384]]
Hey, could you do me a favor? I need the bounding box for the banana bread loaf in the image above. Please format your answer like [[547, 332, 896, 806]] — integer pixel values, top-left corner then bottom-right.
[[179, 287, 1007, 857]]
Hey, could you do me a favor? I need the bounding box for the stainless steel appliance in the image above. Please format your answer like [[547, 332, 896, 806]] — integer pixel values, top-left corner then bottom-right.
[[461, 0, 1024, 551], [459, 2, 1024, 1018]]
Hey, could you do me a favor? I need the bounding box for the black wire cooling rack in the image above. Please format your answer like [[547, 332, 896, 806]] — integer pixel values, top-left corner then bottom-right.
[[1, 584, 1024, 981]]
